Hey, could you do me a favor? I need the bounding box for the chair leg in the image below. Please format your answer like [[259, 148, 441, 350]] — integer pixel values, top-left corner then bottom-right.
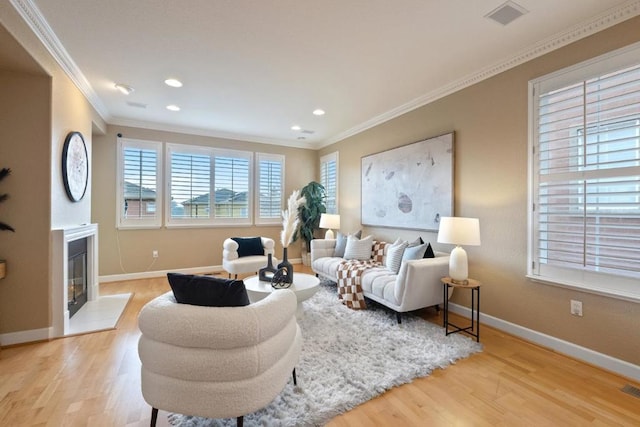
[[237, 415, 244, 427], [396, 312, 402, 324], [228, 273, 231, 279], [292, 367, 297, 386], [150, 407, 158, 427]]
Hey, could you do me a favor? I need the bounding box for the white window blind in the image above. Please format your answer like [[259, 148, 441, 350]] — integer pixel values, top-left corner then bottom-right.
[[214, 152, 251, 221], [256, 153, 284, 224], [320, 152, 338, 214], [117, 138, 162, 229], [529, 44, 640, 301], [169, 150, 211, 220]]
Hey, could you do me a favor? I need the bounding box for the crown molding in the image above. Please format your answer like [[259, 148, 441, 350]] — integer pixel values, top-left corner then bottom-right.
[[320, 0, 640, 148], [10, 0, 110, 120], [11, 0, 640, 150], [109, 117, 312, 149]]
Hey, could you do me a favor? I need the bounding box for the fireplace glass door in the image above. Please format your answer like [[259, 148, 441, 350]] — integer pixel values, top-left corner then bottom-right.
[[68, 238, 88, 318]]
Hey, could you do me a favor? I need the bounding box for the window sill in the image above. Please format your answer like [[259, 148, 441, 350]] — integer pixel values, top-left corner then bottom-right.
[[526, 274, 640, 303]]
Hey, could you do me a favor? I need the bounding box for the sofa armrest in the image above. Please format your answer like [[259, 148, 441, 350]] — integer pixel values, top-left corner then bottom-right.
[[311, 239, 336, 262], [222, 238, 239, 261], [260, 237, 276, 256], [394, 253, 450, 311]]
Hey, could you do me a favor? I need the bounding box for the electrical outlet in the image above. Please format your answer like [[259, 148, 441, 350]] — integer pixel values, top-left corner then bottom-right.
[[570, 300, 583, 317], [152, 250, 159, 258]]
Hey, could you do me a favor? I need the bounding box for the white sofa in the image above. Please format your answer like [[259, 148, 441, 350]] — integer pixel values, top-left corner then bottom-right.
[[311, 238, 450, 323]]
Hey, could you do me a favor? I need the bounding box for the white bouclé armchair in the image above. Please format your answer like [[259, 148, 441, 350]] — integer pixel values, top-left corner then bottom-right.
[[222, 236, 277, 278], [138, 288, 301, 426]]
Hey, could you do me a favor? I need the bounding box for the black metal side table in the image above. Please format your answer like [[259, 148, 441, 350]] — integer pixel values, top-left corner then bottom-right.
[[441, 277, 481, 342]]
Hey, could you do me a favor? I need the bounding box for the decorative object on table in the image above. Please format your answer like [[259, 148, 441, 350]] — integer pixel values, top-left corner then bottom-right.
[[280, 189, 305, 283], [258, 253, 278, 282], [168, 283, 481, 427], [437, 216, 481, 284], [294, 181, 326, 256], [61, 131, 89, 202], [361, 132, 453, 230], [270, 268, 292, 289], [319, 213, 340, 239]]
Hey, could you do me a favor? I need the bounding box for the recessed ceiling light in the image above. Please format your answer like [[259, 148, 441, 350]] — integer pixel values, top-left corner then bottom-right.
[[166, 105, 180, 111], [291, 125, 301, 131], [114, 83, 134, 95], [313, 109, 325, 116], [164, 78, 183, 88]]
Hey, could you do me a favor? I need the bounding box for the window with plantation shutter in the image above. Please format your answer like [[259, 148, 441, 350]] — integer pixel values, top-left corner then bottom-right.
[[256, 153, 284, 225], [529, 43, 640, 301], [320, 152, 338, 214], [117, 138, 162, 229], [166, 145, 252, 226]]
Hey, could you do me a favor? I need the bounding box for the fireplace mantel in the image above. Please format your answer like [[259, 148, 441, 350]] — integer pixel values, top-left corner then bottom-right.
[[51, 224, 99, 338]]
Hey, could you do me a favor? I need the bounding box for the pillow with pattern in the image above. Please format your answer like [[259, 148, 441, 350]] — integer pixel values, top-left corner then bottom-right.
[[344, 234, 373, 260]]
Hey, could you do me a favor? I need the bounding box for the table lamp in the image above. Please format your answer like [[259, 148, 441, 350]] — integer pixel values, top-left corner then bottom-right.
[[437, 217, 481, 284], [319, 213, 340, 239]]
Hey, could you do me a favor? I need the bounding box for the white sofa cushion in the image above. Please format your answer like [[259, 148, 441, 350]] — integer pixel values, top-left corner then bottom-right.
[[344, 235, 373, 260]]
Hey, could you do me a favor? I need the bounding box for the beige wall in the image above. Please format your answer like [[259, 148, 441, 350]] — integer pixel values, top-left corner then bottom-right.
[[0, 4, 105, 338], [0, 70, 51, 334], [92, 126, 317, 276], [320, 16, 640, 365]]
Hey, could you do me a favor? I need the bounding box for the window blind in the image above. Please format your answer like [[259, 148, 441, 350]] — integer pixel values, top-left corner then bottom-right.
[[320, 153, 338, 214], [170, 152, 211, 219], [534, 63, 640, 281], [214, 156, 250, 219], [257, 155, 283, 220], [117, 138, 162, 229]]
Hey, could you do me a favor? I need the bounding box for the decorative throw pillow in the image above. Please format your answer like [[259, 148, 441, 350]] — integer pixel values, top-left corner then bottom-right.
[[424, 243, 435, 258], [344, 235, 373, 260], [419, 237, 436, 258], [402, 242, 428, 262], [385, 239, 409, 273], [334, 230, 362, 257], [231, 237, 264, 258], [167, 273, 250, 307]]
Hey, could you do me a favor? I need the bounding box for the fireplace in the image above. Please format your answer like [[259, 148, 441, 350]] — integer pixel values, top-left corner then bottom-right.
[[52, 224, 99, 337], [67, 237, 88, 318]]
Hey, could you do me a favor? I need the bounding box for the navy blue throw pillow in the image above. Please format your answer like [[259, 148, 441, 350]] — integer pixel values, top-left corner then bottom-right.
[[167, 273, 250, 307], [232, 237, 264, 258], [419, 237, 436, 258]]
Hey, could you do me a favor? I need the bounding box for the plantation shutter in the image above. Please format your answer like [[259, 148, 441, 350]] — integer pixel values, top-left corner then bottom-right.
[[170, 151, 211, 219], [533, 63, 640, 281], [320, 152, 338, 214], [257, 154, 284, 223], [117, 138, 162, 229], [214, 154, 250, 219]]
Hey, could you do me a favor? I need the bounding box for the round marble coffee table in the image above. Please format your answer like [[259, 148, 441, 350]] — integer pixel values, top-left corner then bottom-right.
[[244, 273, 320, 306]]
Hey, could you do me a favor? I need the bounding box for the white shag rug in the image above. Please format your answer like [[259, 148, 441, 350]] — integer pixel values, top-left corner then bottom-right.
[[169, 282, 482, 427]]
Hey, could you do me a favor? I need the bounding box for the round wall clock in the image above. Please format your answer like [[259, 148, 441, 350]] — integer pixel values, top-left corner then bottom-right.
[[62, 131, 89, 202]]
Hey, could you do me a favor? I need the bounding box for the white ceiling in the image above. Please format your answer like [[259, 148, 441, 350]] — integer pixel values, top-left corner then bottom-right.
[[16, 0, 640, 148]]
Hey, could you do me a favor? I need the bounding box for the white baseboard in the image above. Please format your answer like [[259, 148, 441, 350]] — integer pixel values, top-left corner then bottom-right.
[[99, 259, 303, 283], [447, 302, 640, 382], [0, 327, 51, 346]]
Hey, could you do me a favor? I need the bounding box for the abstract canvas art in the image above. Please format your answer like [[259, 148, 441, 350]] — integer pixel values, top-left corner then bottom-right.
[[361, 132, 453, 231]]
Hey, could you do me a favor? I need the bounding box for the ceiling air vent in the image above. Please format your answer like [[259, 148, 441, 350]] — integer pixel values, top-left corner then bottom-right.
[[485, 1, 528, 26], [301, 129, 315, 135], [126, 101, 147, 109]]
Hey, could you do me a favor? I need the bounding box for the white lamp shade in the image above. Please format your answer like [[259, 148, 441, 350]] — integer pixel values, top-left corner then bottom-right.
[[319, 213, 340, 239], [436, 217, 481, 246]]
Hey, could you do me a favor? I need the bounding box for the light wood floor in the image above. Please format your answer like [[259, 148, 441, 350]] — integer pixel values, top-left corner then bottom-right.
[[1, 266, 639, 426]]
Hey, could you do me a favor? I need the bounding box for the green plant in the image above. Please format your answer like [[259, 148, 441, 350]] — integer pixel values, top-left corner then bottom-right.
[[0, 168, 14, 232], [294, 181, 326, 252]]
